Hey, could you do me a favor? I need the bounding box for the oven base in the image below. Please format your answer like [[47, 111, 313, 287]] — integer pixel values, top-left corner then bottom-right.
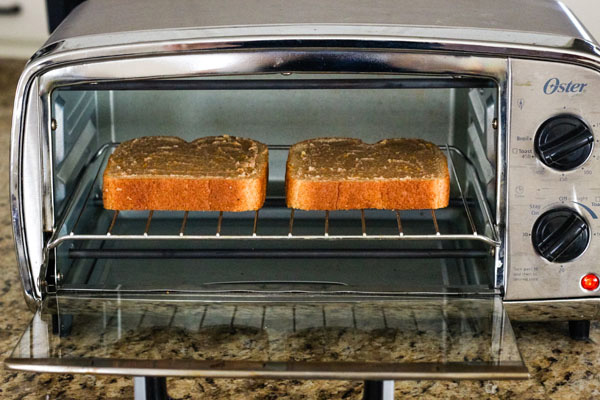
[[363, 381, 395, 400], [134, 377, 170, 400], [569, 320, 591, 341], [132, 377, 396, 400]]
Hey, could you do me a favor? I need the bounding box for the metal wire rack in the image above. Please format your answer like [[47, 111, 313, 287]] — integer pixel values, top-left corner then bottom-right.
[[48, 143, 499, 259]]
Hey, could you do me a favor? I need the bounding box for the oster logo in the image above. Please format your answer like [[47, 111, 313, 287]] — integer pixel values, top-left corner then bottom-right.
[[543, 78, 588, 95]]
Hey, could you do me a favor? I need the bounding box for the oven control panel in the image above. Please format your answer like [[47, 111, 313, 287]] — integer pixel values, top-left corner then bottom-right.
[[506, 59, 600, 300]]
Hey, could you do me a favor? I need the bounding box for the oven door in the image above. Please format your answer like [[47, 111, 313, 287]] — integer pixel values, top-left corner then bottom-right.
[[6, 294, 527, 381]]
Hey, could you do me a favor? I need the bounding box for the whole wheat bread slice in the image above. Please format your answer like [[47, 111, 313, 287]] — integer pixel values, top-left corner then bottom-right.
[[286, 138, 449, 210], [103, 135, 268, 211]]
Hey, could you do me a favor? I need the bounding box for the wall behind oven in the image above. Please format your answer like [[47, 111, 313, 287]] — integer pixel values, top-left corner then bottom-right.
[[561, 0, 600, 43]]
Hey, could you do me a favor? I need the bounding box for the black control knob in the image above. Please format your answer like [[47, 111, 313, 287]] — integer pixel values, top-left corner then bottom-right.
[[534, 115, 594, 171], [532, 208, 590, 263]]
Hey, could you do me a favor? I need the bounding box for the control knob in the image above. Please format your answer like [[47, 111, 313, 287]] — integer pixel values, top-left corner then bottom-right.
[[534, 115, 593, 171], [531, 208, 590, 263]]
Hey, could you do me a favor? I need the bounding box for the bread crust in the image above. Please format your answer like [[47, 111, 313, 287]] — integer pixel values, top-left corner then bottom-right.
[[102, 136, 267, 211], [285, 138, 450, 210]]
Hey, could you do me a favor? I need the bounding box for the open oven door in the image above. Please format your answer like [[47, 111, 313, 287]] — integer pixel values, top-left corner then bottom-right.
[[6, 294, 527, 398]]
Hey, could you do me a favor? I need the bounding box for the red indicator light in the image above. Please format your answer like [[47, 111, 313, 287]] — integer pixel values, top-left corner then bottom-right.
[[581, 274, 600, 291]]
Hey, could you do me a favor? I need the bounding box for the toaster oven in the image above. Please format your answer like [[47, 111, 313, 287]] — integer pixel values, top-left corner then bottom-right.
[[7, 0, 600, 398]]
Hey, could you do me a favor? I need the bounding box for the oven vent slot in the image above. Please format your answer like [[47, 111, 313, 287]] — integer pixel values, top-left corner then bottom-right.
[[68, 248, 492, 259], [47, 144, 499, 261]]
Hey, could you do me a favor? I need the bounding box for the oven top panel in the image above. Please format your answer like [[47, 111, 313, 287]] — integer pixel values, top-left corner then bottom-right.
[[43, 0, 596, 53]]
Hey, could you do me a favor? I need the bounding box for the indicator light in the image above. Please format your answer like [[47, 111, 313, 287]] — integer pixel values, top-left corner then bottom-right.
[[581, 274, 599, 291]]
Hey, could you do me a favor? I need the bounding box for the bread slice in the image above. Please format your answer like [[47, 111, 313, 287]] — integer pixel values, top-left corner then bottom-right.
[[103, 135, 268, 211], [286, 138, 449, 210]]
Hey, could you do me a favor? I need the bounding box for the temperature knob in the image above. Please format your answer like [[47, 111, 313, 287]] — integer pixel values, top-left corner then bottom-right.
[[532, 208, 590, 263], [534, 115, 593, 171]]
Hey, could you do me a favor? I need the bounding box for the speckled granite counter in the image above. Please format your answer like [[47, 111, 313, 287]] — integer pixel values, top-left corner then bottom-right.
[[1, 58, 600, 399]]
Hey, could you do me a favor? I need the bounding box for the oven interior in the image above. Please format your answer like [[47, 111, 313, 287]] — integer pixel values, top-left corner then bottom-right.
[[46, 73, 500, 295]]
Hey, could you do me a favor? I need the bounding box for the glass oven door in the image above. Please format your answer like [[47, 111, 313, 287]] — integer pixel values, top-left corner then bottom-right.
[[6, 294, 527, 381]]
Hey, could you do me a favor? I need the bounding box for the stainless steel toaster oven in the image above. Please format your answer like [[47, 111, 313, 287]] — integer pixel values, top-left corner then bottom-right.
[[7, 0, 600, 398]]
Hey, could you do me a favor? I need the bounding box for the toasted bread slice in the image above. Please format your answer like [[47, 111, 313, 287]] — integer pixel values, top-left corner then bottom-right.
[[103, 135, 268, 211], [286, 138, 449, 210]]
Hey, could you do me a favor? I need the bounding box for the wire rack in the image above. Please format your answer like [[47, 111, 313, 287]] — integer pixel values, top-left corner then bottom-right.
[[48, 143, 499, 257]]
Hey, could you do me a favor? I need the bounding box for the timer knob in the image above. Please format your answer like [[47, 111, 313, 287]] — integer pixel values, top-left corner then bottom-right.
[[532, 208, 590, 263], [534, 115, 594, 171]]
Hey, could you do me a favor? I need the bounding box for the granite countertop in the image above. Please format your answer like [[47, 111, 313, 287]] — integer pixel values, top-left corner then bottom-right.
[[1, 58, 600, 399]]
